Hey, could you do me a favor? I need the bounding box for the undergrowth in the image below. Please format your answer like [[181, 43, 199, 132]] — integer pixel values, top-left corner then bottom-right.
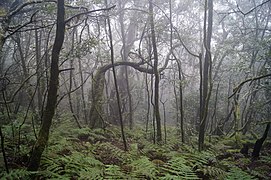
[[1, 118, 270, 179]]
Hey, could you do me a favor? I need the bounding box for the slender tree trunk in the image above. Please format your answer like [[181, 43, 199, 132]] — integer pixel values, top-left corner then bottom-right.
[[173, 71, 180, 129], [0, 15, 9, 75], [199, 0, 213, 151], [149, 0, 162, 143], [176, 60, 185, 143], [35, 28, 43, 115], [105, 0, 127, 151], [160, 100, 167, 144], [118, 0, 135, 129], [210, 82, 220, 136], [150, 74, 156, 144], [27, 0, 65, 171], [0, 126, 9, 173], [145, 72, 150, 136], [67, 58, 81, 129], [78, 58, 88, 124]]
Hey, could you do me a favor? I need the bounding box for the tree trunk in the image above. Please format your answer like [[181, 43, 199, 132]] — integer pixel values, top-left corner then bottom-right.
[[199, 0, 213, 151], [88, 60, 156, 128], [117, 0, 136, 129], [105, 0, 127, 151], [89, 69, 106, 128], [176, 59, 185, 143], [252, 123, 270, 158], [27, 0, 65, 171], [0, 126, 9, 173], [149, 0, 162, 143]]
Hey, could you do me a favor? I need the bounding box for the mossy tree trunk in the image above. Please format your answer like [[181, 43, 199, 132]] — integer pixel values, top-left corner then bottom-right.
[[199, 0, 213, 152], [89, 69, 106, 128], [88, 61, 154, 128], [27, 0, 65, 171], [252, 123, 270, 158]]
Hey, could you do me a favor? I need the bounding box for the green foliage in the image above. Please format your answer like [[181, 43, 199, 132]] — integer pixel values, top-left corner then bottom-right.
[[2, 117, 269, 179], [130, 156, 158, 179], [40, 151, 104, 179], [162, 156, 199, 179], [199, 165, 227, 179], [259, 155, 271, 164], [0, 169, 31, 180], [104, 165, 127, 179], [94, 142, 128, 165], [226, 166, 256, 180], [71, 127, 107, 143]]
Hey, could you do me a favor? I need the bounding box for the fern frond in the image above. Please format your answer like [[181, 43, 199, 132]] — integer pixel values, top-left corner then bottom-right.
[[104, 165, 127, 179], [40, 151, 104, 179], [226, 166, 256, 180], [78, 168, 103, 180], [197, 165, 227, 179], [0, 169, 31, 180], [161, 156, 199, 180], [94, 142, 128, 165], [130, 156, 158, 179]]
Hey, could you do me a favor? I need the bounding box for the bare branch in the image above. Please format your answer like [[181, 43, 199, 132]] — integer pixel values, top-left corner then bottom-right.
[[5, 11, 39, 39], [7, 0, 56, 18], [237, 0, 271, 16], [229, 73, 271, 99], [65, 5, 116, 24], [59, 68, 74, 72]]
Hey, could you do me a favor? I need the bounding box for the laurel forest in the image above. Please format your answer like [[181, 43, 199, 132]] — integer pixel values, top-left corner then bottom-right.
[[0, 0, 271, 179]]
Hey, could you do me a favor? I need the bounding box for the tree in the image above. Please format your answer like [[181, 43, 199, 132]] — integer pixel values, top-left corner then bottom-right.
[[27, 0, 65, 171], [149, 0, 162, 143], [198, 0, 213, 151]]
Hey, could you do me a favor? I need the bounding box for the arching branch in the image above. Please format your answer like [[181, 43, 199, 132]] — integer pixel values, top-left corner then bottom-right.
[[229, 73, 271, 99]]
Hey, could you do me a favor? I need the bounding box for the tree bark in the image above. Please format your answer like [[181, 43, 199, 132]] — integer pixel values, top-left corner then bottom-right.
[[89, 61, 155, 128], [105, 0, 127, 151], [149, 0, 162, 143], [176, 59, 185, 143], [27, 0, 65, 171], [252, 123, 270, 158], [118, 0, 136, 129], [199, 0, 213, 151]]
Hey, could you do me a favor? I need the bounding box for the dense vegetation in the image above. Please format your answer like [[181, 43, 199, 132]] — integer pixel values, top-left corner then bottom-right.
[[1, 117, 271, 179], [0, 0, 271, 179]]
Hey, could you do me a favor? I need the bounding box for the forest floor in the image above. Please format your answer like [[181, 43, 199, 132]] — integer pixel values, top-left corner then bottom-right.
[[0, 117, 271, 179]]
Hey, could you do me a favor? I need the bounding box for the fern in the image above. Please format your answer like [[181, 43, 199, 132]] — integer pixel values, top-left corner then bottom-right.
[[197, 165, 227, 179], [78, 168, 104, 180], [94, 142, 129, 165], [226, 166, 257, 180], [71, 127, 107, 143], [259, 155, 271, 164], [140, 140, 170, 162], [250, 169, 269, 180], [40, 151, 104, 179], [161, 173, 185, 180], [130, 156, 158, 179], [104, 165, 127, 179], [0, 169, 31, 180], [161, 156, 199, 179], [183, 152, 209, 168]]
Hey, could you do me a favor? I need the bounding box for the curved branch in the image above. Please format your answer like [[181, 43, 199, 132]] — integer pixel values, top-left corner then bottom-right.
[[65, 5, 116, 24], [7, 0, 56, 18], [229, 73, 271, 99]]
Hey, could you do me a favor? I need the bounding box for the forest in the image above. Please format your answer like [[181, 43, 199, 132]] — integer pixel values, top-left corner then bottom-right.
[[0, 0, 271, 179]]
